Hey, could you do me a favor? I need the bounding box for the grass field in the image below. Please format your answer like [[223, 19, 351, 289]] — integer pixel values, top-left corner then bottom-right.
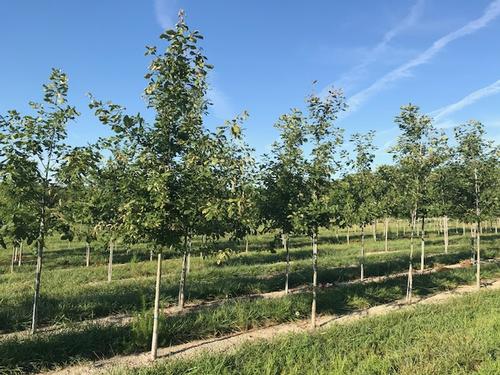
[[117, 288, 500, 375], [0, 226, 498, 374]]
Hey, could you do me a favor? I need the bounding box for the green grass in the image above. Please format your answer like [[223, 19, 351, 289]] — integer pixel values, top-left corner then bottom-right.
[[118, 287, 500, 375], [1, 262, 499, 374], [0, 230, 497, 332], [0, 231, 496, 333]]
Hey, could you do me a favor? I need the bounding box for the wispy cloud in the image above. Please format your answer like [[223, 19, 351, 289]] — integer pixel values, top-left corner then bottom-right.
[[334, 0, 425, 91], [208, 85, 235, 121], [345, 0, 500, 115], [430, 79, 500, 121], [154, 0, 178, 30]]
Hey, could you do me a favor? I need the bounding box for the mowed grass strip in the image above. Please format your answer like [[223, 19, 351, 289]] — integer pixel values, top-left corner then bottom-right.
[[118, 287, 500, 375], [1, 262, 499, 374]]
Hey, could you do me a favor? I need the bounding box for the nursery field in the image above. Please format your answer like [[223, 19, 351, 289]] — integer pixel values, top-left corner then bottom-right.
[[1, 5, 500, 375], [0, 225, 498, 374]]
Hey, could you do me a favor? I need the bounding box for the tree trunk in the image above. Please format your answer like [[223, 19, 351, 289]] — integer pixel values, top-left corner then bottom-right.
[[85, 241, 91, 267], [107, 240, 114, 283], [150, 249, 153, 262], [31, 237, 44, 334], [346, 227, 350, 245], [283, 233, 290, 294], [474, 167, 481, 289], [443, 215, 449, 253], [420, 216, 426, 272], [178, 237, 190, 309], [360, 224, 365, 281], [151, 250, 163, 360], [476, 223, 481, 289], [311, 231, 318, 328], [384, 217, 389, 252], [406, 211, 416, 303], [396, 220, 399, 238], [372, 221, 376, 241], [18, 242, 23, 266], [463, 223, 466, 236], [10, 246, 16, 273]]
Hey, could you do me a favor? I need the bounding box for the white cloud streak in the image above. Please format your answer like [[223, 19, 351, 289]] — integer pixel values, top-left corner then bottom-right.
[[154, 0, 178, 30], [346, 0, 500, 115], [430, 79, 500, 121], [335, 0, 425, 90]]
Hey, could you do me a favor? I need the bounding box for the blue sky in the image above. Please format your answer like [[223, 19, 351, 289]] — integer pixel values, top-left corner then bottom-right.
[[1, 0, 499, 164]]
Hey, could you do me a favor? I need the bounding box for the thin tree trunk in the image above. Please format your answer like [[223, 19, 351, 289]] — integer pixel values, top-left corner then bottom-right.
[[474, 167, 481, 289], [107, 240, 114, 283], [31, 236, 44, 334], [463, 222, 466, 236], [18, 242, 23, 266], [151, 250, 162, 360], [443, 215, 449, 253], [10, 246, 16, 273], [396, 220, 399, 238], [420, 216, 426, 272], [360, 224, 365, 281], [476, 223, 481, 289], [178, 236, 189, 309], [283, 233, 290, 294], [311, 231, 318, 328], [372, 221, 377, 241], [384, 217, 389, 252], [406, 211, 416, 303], [150, 249, 153, 262], [85, 241, 91, 267], [346, 227, 350, 245]]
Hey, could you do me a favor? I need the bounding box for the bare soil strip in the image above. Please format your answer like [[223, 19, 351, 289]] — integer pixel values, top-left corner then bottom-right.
[[42, 276, 500, 375]]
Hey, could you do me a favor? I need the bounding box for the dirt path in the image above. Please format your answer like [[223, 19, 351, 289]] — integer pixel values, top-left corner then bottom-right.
[[2, 256, 494, 341], [43, 276, 500, 375]]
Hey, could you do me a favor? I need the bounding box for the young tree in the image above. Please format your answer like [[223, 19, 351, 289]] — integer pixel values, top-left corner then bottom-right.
[[259, 109, 307, 293], [0, 69, 79, 333], [294, 87, 346, 328], [375, 164, 404, 252], [390, 104, 444, 302], [453, 121, 499, 289], [348, 131, 377, 280], [57, 146, 101, 266], [91, 11, 216, 359]]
